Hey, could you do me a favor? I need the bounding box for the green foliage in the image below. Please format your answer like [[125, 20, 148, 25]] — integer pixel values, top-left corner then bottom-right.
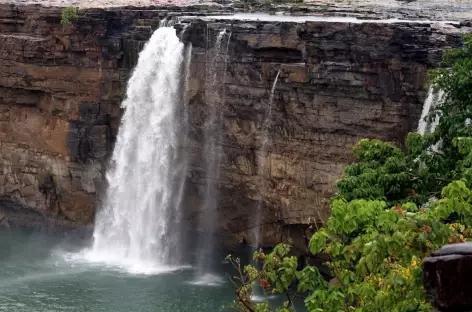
[[336, 139, 411, 203], [304, 188, 471, 311], [424, 34, 472, 183], [61, 6, 78, 26], [227, 34, 472, 312], [224, 249, 297, 312]]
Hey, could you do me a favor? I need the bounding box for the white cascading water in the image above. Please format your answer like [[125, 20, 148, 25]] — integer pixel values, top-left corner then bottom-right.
[[171, 43, 193, 265], [85, 27, 186, 274], [418, 88, 443, 135]]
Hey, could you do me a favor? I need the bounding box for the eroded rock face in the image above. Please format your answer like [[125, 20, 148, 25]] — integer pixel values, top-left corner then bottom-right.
[[0, 4, 124, 231], [181, 18, 467, 249], [0, 3, 469, 249]]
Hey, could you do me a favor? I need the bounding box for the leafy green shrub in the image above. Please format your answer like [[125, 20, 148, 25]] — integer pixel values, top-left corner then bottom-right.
[[227, 34, 472, 312], [61, 6, 79, 25]]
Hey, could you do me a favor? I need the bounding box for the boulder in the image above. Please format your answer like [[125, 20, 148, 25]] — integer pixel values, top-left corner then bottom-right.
[[423, 243, 472, 311]]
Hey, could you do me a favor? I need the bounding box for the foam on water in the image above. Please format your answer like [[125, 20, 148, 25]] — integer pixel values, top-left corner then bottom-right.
[[62, 249, 190, 276], [251, 294, 278, 302], [188, 273, 226, 287], [52, 244, 192, 276]]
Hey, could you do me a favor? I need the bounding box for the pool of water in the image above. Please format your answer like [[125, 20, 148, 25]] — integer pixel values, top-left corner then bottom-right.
[[0, 229, 247, 312]]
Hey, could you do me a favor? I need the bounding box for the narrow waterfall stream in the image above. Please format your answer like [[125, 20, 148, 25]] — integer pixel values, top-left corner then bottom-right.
[[418, 88, 443, 135], [194, 29, 231, 284], [85, 27, 187, 273], [251, 70, 281, 303], [254, 70, 281, 248]]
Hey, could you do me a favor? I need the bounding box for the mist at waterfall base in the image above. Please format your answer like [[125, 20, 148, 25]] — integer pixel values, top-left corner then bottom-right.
[[0, 229, 304, 311], [0, 228, 237, 312]]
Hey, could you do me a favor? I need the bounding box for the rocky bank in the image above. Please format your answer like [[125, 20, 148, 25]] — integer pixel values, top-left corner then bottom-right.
[[0, 3, 470, 250]]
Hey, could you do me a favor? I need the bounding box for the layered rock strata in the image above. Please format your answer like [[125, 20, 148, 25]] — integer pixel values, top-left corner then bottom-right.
[[0, 4, 128, 231], [0, 3, 469, 249], [181, 18, 467, 248]]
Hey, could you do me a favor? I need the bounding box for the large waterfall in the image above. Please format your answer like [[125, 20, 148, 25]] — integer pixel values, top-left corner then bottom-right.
[[86, 27, 187, 274]]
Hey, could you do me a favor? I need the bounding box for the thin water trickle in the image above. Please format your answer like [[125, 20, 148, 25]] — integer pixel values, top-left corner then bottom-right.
[[250, 70, 281, 302], [195, 28, 231, 280], [254, 70, 281, 248], [85, 27, 186, 274]]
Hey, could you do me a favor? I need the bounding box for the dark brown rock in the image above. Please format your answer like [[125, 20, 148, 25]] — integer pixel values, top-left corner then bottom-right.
[[424, 243, 472, 312]]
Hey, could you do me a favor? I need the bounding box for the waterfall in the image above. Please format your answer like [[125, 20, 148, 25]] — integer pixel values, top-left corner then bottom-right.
[[418, 88, 443, 135], [86, 27, 187, 274], [170, 43, 193, 265], [249, 70, 281, 302], [254, 70, 281, 247], [193, 29, 231, 282]]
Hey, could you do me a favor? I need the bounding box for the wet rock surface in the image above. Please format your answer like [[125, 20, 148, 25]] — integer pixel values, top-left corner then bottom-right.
[[424, 243, 472, 312], [0, 3, 470, 248]]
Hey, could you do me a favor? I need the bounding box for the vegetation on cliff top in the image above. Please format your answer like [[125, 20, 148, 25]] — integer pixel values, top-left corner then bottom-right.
[[61, 6, 79, 25], [226, 34, 472, 312]]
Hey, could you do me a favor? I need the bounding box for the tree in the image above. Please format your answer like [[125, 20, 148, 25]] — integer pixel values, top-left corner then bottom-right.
[[227, 34, 472, 312], [61, 6, 79, 26]]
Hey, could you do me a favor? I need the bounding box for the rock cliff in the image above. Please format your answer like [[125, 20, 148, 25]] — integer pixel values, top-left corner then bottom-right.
[[0, 3, 469, 249], [181, 17, 467, 249], [0, 4, 126, 231]]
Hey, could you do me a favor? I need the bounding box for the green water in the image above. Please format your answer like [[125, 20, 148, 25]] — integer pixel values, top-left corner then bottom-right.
[[0, 229, 306, 311], [0, 229, 237, 312]]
